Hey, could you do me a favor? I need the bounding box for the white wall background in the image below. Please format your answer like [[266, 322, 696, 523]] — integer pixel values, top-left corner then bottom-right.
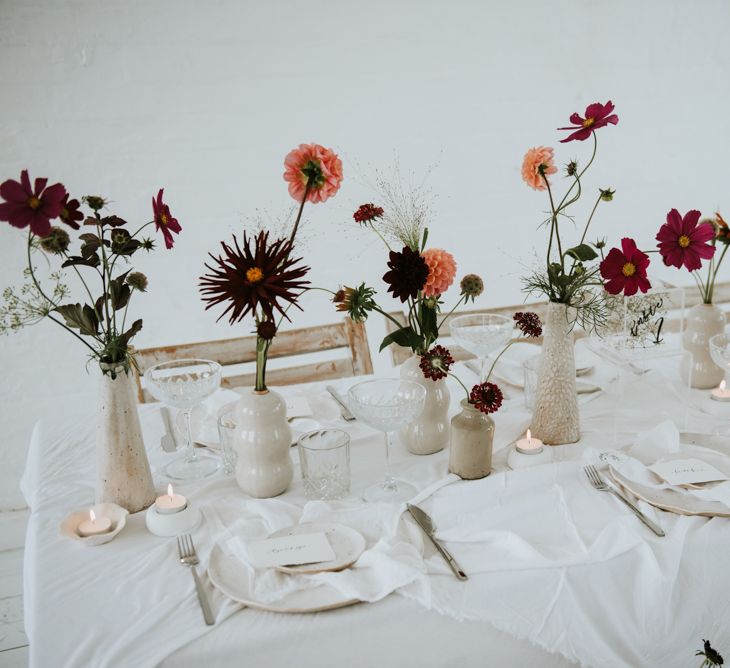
[[1, 0, 728, 509]]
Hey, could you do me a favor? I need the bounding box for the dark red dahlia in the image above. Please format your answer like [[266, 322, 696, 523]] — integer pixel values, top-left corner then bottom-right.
[[152, 188, 182, 249], [382, 246, 429, 303], [469, 382, 503, 414], [558, 101, 619, 143], [514, 312, 543, 338], [419, 345, 454, 381], [353, 203, 384, 224], [58, 194, 83, 230], [0, 169, 67, 237]]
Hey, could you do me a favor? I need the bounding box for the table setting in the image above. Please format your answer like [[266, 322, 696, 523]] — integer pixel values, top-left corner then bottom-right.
[[4, 102, 730, 668]]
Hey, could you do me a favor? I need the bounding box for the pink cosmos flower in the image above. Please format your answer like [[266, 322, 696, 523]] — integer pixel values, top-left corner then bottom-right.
[[152, 188, 181, 249], [558, 101, 619, 143], [600, 237, 651, 296], [656, 209, 716, 271], [283, 143, 343, 204], [521, 147, 557, 190], [421, 248, 457, 296], [0, 169, 67, 237]]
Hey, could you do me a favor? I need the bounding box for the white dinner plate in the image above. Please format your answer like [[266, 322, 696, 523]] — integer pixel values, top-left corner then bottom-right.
[[271, 522, 366, 575]]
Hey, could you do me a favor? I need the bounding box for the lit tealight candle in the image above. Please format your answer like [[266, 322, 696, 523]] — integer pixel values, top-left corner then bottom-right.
[[711, 380, 730, 402], [77, 509, 112, 537], [515, 429, 544, 455], [154, 484, 188, 515]]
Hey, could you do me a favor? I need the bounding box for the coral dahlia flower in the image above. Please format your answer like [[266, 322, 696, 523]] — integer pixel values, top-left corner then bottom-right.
[[600, 237, 651, 296], [656, 209, 715, 272], [521, 147, 557, 191], [0, 169, 67, 237], [152, 188, 182, 249], [283, 143, 343, 204], [558, 101, 619, 143], [421, 248, 457, 296]]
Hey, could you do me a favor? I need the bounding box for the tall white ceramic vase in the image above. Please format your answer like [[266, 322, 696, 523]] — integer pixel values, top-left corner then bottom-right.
[[680, 303, 726, 389], [398, 355, 450, 455], [96, 364, 156, 513], [530, 302, 580, 445], [233, 389, 293, 498]]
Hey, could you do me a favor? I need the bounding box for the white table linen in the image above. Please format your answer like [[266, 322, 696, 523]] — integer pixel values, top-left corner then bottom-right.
[[20, 355, 730, 668]]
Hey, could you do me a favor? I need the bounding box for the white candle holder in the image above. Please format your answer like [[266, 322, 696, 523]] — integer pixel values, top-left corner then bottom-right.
[[59, 503, 128, 547], [145, 501, 200, 537], [507, 442, 554, 470]]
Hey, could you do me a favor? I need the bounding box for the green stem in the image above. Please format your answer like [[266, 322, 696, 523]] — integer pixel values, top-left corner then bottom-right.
[[437, 294, 467, 331], [450, 371, 473, 403], [368, 221, 392, 251], [556, 132, 597, 212], [289, 179, 313, 246], [254, 335, 269, 392], [484, 340, 515, 383], [579, 193, 603, 246], [708, 244, 729, 303]]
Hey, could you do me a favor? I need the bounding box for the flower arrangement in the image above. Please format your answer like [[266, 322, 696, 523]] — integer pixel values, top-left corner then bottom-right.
[[200, 143, 342, 392], [522, 101, 650, 330], [0, 170, 179, 375], [333, 172, 483, 354], [417, 311, 543, 414]]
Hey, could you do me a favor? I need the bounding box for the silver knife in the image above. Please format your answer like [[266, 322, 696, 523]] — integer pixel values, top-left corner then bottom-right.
[[159, 407, 179, 453], [407, 503, 468, 581], [326, 385, 356, 421]]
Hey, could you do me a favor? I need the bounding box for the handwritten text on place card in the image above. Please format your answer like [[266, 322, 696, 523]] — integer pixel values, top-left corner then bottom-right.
[[246, 532, 336, 568], [648, 458, 729, 486]]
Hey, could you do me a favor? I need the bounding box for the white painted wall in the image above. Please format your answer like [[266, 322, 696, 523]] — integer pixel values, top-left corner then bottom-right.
[[1, 0, 728, 508]]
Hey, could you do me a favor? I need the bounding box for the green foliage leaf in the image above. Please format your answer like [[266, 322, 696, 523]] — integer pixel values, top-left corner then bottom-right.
[[420, 304, 438, 342], [54, 303, 99, 336], [101, 215, 127, 228], [109, 271, 132, 310], [379, 325, 422, 352], [119, 318, 143, 346], [62, 254, 100, 269], [564, 244, 598, 262]]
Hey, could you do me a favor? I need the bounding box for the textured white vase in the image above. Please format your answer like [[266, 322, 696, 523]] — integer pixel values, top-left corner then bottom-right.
[[448, 399, 494, 479], [96, 364, 156, 513], [530, 302, 580, 445], [398, 355, 450, 455], [680, 303, 726, 389], [233, 388, 293, 498]]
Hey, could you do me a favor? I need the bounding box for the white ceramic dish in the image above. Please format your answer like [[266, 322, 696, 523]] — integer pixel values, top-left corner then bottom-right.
[[270, 522, 366, 575], [59, 502, 128, 547]]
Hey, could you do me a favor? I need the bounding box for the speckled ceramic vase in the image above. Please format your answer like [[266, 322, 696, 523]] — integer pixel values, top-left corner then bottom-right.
[[96, 364, 156, 513], [530, 302, 580, 445], [448, 400, 494, 479], [398, 355, 450, 455], [233, 388, 293, 498], [680, 303, 726, 389]]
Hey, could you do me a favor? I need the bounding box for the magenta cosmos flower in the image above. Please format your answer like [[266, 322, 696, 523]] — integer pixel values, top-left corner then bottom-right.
[[600, 237, 651, 296], [283, 143, 343, 204], [656, 209, 715, 272], [558, 101, 619, 143], [0, 169, 67, 237], [152, 188, 181, 249]]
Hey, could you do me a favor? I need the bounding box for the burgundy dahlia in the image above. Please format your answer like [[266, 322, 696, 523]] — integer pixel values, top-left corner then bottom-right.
[[419, 345, 454, 381], [353, 203, 384, 224], [152, 188, 182, 249], [0, 169, 67, 237], [382, 246, 429, 302], [469, 381, 503, 414], [514, 311, 543, 338]]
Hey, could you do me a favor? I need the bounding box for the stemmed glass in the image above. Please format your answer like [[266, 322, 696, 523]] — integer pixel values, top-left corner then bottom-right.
[[347, 379, 426, 503], [709, 333, 730, 380], [145, 359, 222, 480], [450, 313, 514, 381]]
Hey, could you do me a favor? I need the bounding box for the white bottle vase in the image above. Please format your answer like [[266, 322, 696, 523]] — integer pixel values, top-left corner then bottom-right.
[[398, 355, 450, 455], [448, 399, 494, 479], [530, 302, 580, 445], [680, 303, 726, 389], [96, 364, 156, 513], [232, 388, 293, 498]]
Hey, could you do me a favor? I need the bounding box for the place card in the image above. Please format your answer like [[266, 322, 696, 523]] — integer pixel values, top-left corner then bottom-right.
[[246, 532, 336, 568], [648, 458, 729, 486], [286, 396, 313, 419]]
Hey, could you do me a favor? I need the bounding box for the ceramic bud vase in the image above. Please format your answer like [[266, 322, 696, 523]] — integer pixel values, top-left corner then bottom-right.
[[530, 302, 580, 445], [448, 399, 493, 479], [680, 303, 726, 389], [233, 389, 293, 498], [398, 355, 450, 455], [96, 364, 156, 513]]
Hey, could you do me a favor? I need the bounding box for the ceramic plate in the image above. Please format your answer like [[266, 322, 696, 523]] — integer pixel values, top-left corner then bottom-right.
[[270, 522, 366, 575]]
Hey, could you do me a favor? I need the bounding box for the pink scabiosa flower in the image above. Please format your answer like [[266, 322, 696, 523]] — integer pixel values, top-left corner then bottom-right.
[[470, 381, 503, 414], [152, 188, 182, 249], [521, 147, 557, 191], [600, 237, 651, 296], [656, 209, 715, 272], [353, 203, 384, 224], [558, 101, 619, 143], [421, 248, 457, 296], [419, 345, 454, 381], [0, 169, 67, 237], [283, 143, 343, 204], [514, 312, 543, 338]]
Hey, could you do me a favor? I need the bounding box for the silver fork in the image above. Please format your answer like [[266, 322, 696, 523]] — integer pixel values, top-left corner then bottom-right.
[[177, 534, 215, 625], [583, 465, 665, 537]]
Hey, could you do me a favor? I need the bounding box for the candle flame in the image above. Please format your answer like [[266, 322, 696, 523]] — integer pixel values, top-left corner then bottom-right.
[[167, 483, 174, 501], [721, 380, 727, 391], [89, 509, 96, 524]]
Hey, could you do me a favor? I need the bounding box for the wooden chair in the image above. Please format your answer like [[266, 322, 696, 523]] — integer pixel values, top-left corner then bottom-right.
[[133, 319, 373, 403]]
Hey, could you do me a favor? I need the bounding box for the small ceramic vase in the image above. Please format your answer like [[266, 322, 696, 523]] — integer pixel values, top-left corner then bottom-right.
[[680, 303, 726, 389], [448, 399, 494, 479]]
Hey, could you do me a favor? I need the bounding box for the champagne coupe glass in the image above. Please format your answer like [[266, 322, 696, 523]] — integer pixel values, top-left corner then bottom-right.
[[709, 333, 730, 435], [450, 313, 514, 381], [347, 379, 426, 503], [145, 359, 222, 480]]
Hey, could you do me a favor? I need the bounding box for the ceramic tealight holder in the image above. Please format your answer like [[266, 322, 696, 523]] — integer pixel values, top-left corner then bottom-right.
[[59, 502, 128, 547], [145, 490, 200, 537], [507, 432, 554, 470]]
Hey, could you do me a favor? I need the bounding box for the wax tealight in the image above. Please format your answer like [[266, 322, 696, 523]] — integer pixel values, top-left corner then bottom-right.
[[77, 509, 112, 537], [515, 429, 544, 455], [710, 380, 730, 403], [154, 484, 188, 515]]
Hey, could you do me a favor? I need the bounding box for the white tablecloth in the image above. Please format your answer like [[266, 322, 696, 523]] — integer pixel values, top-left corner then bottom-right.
[[20, 354, 730, 668]]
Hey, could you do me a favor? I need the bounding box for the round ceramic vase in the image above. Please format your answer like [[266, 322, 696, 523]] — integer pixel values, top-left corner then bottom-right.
[[448, 400, 494, 480], [680, 303, 726, 389]]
